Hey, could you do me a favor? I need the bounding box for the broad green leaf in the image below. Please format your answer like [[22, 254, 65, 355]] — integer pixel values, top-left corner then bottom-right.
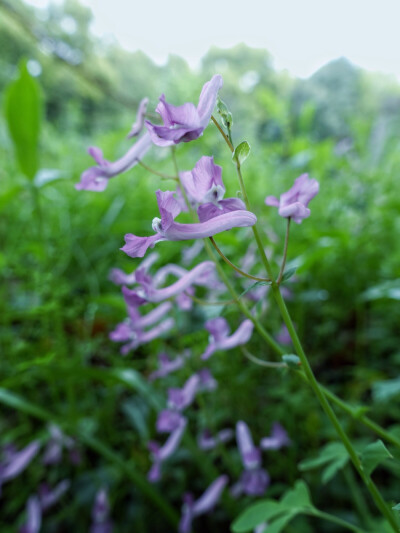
[[231, 500, 281, 532], [361, 440, 393, 476], [281, 480, 313, 510], [5, 61, 42, 180], [217, 96, 233, 129], [264, 512, 297, 533], [299, 442, 349, 484], [232, 141, 251, 166]]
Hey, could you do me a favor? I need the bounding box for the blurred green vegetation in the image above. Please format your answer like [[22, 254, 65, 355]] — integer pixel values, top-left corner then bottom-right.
[[1, 0, 400, 531]]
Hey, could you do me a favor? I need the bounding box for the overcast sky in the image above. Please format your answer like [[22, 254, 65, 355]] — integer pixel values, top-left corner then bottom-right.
[[26, 0, 400, 80]]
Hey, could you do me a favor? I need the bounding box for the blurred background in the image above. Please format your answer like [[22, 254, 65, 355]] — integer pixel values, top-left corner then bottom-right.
[[1, 0, 400, 531]]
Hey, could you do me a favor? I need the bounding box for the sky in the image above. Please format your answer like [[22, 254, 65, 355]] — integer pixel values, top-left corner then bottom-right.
[[26, 0, 400, 80]]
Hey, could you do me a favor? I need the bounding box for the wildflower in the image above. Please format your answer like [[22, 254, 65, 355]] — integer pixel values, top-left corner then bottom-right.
[[0, 441, 40, 492], [179, 475, 228, 533], [127, 97, 149, 138], [109, 252, 159, 285], [265, 173, 319, 224], [90, 488, 113, 533], [39, 480, 70, 510], [145, 75, 223, 146], [148, 417, 187, 482], [260, 423, 291, 450], [42, 424, 79, 465], [121, 190, 256, 258], [168, 375, 200, 411], [197, 368, 218, 392], [20, 496, 41, 533], [148, 352, 185, 381], [197, 428, 234, 451], [180, 156, 225, 205], [75, 132, 152, 192], [201, 317, 254, 360], [275, 324, 292, 346]]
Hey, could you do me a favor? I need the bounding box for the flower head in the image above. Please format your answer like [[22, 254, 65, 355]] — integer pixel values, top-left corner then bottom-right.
[[265, 173, 319, 224], [145, 75, 223, 146], [76, 133, 152, 192], [201, 318, 254, 360]]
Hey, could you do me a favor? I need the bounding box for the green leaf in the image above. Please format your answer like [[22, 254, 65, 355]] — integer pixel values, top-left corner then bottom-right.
[[372, 377, 400, 403], [281, 267, 297, 283], [231, 500, 281, 532], [392, 503, 400, 512], [281, 480, 314, 510], [361, 440, 393, 476], [299, 442, 349, 484], [217, 96, 233, 129], [232, 141, 251, 166], [264, 512, 297, 533], [282, 354, 301, 368], [4, 60, 42, 180]]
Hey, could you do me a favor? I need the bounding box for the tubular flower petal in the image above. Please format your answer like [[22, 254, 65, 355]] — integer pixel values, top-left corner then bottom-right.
[[265, 173, 319, 224], [145, 75, 223, 146], [39, 480, 70, 511], [110, 317, 174, 356], [260, 423, 291, 450], [201, 318, 254, 360], [197, 428, 234, 451], [90, 488, 113, 533], [168, 375, 200, 411], [156, 410, 186, 433], [180, 156, 225, 205], [0, 441, 40, 486], [148, 353, 185, 381], [127, 97, 149, 138], [109, 252, 159, 285], [122, 190, 256, 258], [179, 475, 228, 533], [75, 133, 152, 191], [19, 496, 42, 533], [147, 418, 187, 482]]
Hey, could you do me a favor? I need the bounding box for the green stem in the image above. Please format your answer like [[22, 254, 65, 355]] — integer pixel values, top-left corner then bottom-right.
[[138, 160, 178, 180], [310, 509, 367, 533], [241, 346, 286, 368], [273, 288, 398, 531], [211, 115, 234, 152], [343, 465, 374, 529], [277, 218, 291, 284], [209, 237, 271, 282]]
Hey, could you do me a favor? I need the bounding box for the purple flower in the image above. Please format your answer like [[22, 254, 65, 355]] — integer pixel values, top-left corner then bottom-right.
[[180, 156, 225, 205], [197, 428, 234, 451], [0, 440, 40, 490], [148, 417, 187, 482], [109, 252, 159, 285], [179, 475, 228, 533], [121, 190, 257, 258], [275, 324, 292, 346], [260, 423, 291, 451], [39, 480, 70, 511], [42, 424, 77, 465], [76, 133, 152, 192], [201, 318, 254, 360], [20, 496, 41, 533], [167, 375, 200, 411], [156, 410, 186, 433], [265, 173, 319, 224], [127, 97, 149, 138], [232, 422, 270, 497], [197, 368, 218, 392], [91, 488, 113, 533], [148, 352, 185, 381], [145, 75, 223, 146]]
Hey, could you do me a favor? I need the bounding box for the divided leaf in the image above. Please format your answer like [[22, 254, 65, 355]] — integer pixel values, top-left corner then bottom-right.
[[361, 440, 392, 477], [299, 442, 349, 484]]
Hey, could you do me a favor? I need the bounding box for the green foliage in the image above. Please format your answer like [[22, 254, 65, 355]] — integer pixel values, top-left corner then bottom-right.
[[4, 60, 42, 179], [232, 140, 251, 166], [299, 442, 349, 483], [361, 440, 393, 476]]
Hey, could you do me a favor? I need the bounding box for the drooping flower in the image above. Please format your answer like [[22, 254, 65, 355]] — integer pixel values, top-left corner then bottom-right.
[[39, 480, 70, 510], [201, 318, 254, 360], [232, 421, 270, 497], [180, 156, 225, 205], [148, 417, 187, 482], [265, 173, 319, 224], [90, 488, 113, 533], [197, 368, 218, 392], [109, 252, 159, 286], [19, 495, 41, 533], [121, 190, 257, 258], [127, 97, 149, 138], [145, 75, 223, 146], [197, 428, 234, 451], [148, 352, 186, 381], [156, 410, 186, 433], [179, 475, 228, 533], [0, 440, 40, 492], [167, 375, 200, 411], [75, 133, 152, 192], [260, 423, 291, 451]]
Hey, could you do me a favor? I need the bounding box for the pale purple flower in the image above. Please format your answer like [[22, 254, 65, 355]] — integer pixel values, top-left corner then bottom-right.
[[179, 475, 228, 533], [197, 368, 218, 392], [148, 352, 185, 381], [265, 173, 319, 224], [275, 324, 292, 346], [76, 133, 152, 192], [39, 480, 70, 510], [168, 375, 200, 411], [109, 252, 159, 285], [0, 440, 40, 489], [180, 156, 225, 205], [42, 424, 77, 465], [232, 421, 270, 497], [121, 190, 257, 258], [20, 495, 41, 533], [127, 97, 149, 138], [197, 428, 234, 451], [156, 410, 186, 433], [91, 488, 113, 533], [201, 318, 254, 360], [260, 423, 291, 451], [197, 197, 247, 223], [110, 315, 174, 355], [148, 417, 187, 482], [145, 75, 223, 146]]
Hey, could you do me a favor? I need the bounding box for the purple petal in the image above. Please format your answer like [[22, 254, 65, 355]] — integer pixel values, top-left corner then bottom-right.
[[75, 167, 108, 192], [264, 195, 279, 207], [19, 496, 41, 533], [148, 353, 185, 381], [156, 410, 185, 433], [156, 96, 200, 128], [181, 156, 225, 205], [88, 146, 107, 166], [197, 368, 218, 392], [39, 480, 70, 511], [197, 197, 246, 223], [127, 97, 149, 138], [121, 234, 162, 258], [197, 75, 224, 126], [236, 421, 260, 470], [260, 422, 291, 450], [155, 417, 187, 461], [278, 202, 310, 223], [205, 317, 230, 342], [92, 488, 110, 524], [192, 475, 228, 515], [156, 189, 182, 230], [219, 319, 253, 350], [240, 468, 270, 496], [133, 302, 172, 329], [1, 441, 40, 482], [168, 375, 200, 411], [198, 428, 233, 450]]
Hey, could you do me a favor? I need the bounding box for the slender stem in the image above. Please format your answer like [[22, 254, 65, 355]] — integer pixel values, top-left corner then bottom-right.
[[209, 237, 271, 282], [138, 160, 178, 180], [277, 218, 291, 284], [310, 510, 367, 533], [211, 115, 234, 152], [273, 288, 399, 531], [241, 347, 287, 368], [343, 465, 374, 529]]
